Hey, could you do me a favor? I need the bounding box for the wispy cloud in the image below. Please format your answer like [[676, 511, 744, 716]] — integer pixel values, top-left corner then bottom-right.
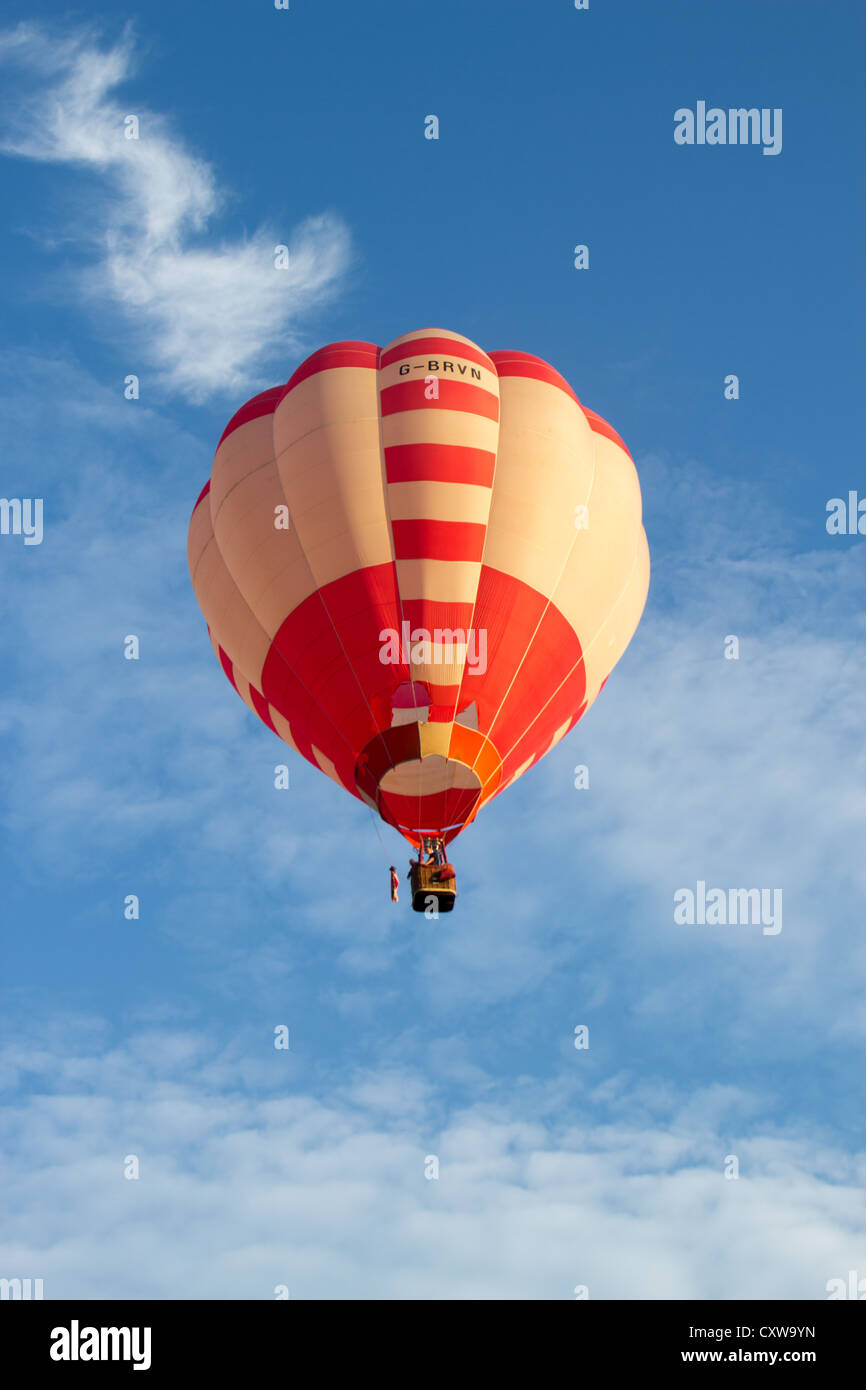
[[0, 1022, 863, 1299], [0, 23, 350, 400]]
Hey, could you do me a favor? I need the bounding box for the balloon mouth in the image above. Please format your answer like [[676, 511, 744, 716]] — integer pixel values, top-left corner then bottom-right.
[[378, 756, 482, 843], [355, 721, 501, 843], [378, 754, 480, 794]]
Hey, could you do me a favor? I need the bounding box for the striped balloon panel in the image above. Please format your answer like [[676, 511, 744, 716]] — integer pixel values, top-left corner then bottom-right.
[[188, 328, 649, 843]]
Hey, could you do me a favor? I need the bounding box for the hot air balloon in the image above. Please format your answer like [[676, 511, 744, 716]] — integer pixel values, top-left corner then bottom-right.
[[188, 329, 649, 909]]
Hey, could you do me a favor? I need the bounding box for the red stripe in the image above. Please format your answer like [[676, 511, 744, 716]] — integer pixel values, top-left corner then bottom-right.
[[280, 342, 379, 398], [192, 479, 211, 514], [399, 599, 475, 630], [489, 350, 579, 405], [385, 444, 495, 486], [249, 684, 277, 734], [218, 645, 237, 691], [380, 336, 495, 373], [381, 379, 499, 421], [217, 387, 282, 447], [425, 687, 461, 710], [582, 407, 632, 459], [261, 562, 402, 753], [378, 787, 481, 836], [392, 519, 486, 562], [209, 557, 596, 840]]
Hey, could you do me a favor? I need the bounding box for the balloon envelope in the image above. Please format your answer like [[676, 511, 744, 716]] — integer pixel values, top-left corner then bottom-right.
[[188, 328, 649, 845]]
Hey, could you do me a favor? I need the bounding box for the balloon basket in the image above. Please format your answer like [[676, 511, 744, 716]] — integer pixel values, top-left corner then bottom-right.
[[409, 861, 457, 913]]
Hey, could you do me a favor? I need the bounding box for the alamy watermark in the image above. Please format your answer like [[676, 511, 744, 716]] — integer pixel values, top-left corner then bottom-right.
[[674, 880, 782, 935], [1, 1277, 43, 1299], [0, 497, 43, 545], [826, 492, 866, 535], [379, 622, 487, 675], [50, 1322, 151, 1371], [826, 1270, 865, 1299], [674, 103, 782, 156]]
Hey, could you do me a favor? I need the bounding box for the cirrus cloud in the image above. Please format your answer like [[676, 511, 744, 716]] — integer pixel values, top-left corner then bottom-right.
[[0, 23, 351, 400]]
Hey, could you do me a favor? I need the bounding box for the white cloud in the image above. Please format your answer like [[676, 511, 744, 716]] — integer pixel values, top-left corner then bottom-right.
[[0, 1026, 862, 1299], [0, 24, 350, 400]]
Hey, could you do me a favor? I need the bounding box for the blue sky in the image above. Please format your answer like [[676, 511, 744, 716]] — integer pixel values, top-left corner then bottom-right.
[[0, 0, 864, 1299]]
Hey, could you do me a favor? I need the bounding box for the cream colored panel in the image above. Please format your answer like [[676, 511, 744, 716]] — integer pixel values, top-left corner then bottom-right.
[[387, 480, 492, 523], [383, 326, 490, 356], [270, 708, 301, 756], [275, 423, 382, 494], [551, 429, 646, 670], [382, 409, 499, 454], [210, 413, 276, 515], [188, 491, 214, 582], [193, 413, 317, 670], [579, 427, 643, 525], [395, 558, 481, 604], [273, 367, 379, 443], [482, 377, 597, 599], [312, 744, 350, 792], [578, 527, 650, 702], [211, 458, 317, 627], [193, 536, 272, 684], [380, 755, 481, 796], [272, 374, 393, 590], [418, 723, 453, 758], [275, 434, 391, 579]]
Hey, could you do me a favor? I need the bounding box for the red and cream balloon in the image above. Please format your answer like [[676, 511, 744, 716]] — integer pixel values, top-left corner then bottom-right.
[[188, 329, 649, 846]]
